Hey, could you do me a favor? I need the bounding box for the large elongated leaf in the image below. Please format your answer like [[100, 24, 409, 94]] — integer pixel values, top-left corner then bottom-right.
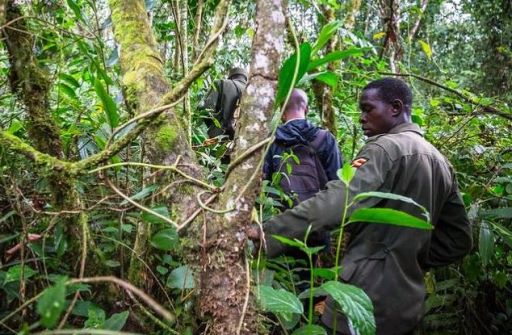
[[308, 48, 364, 71], [348, 208, 432, 230], [320, 281, 375, 335], [353, 191, 429, 219], [257, 285, 303, 314], [312, 20, 341, 54], [483, 207, 512, 219], [489, 221, 512, 248], [314, 71, 338, 88], [94, 78, 119, 128], [479, 221, 494, 267], [37, 278, 67, 328], [292, 324, 327, 335], [120, 185, 157, 205], [276, 43, 312, 105], [338, 163, 356, 186]]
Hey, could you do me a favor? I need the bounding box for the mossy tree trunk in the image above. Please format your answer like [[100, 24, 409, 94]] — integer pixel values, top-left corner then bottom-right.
[[2, 0, 89, 275], [197, 0, 286, 333], [108, 0, 228, 288]]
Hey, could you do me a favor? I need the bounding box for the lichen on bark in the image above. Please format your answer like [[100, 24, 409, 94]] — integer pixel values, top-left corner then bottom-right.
[[197, 0, 286, 333]]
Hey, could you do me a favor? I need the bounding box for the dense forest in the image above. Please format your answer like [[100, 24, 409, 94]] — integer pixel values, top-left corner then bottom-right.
[[0, 0, 510, 334]]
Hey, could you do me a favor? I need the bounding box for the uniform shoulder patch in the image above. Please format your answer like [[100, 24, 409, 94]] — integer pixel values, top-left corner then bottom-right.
[[351, 157, 368, 168]]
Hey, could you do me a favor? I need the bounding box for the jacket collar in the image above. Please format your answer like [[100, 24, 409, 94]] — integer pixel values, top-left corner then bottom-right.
[[388, 122, 423, 136], [366, 122, 423, 142]]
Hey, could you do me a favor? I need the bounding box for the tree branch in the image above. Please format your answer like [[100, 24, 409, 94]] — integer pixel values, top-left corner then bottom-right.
[[380, 72, 512, 121]]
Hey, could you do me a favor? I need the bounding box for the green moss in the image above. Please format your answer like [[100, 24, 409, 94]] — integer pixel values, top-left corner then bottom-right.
[[155, 124, 178, 152]]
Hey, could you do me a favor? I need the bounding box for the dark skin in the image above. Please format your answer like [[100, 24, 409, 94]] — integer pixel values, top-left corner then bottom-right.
[[247, 87, 412, 241], [359, 88, 411, 137]]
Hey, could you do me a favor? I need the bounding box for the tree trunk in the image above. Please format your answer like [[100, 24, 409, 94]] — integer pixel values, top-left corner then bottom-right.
[[108, 0, 229, 288], [312, 6, 338, 134], [198, 0, 286, 333]]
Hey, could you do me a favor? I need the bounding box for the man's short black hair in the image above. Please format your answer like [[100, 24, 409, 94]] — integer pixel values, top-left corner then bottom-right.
[[363, 77, 413, 107]]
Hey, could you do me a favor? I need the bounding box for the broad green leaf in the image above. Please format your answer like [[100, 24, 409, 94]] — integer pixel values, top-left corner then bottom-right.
[[257, 285, 303, 314], [4, 265, 37, 284], [7, 120, 23, 134], [483, 207, 512, 219], [314, 71, 338, 88], [411, 114, 423, 126], [94, 78, 119, 128], [338, 163, 356, 186], [66, 0, 84, 22], [479, 221, 494, 267], [348, 208, 432, 230], [353, 191, 429, 219], [151, 228, 179, 251], [71, 301, 102, 317], [489, 222, 512, 248], [278, 311, 301, 330], [120, 185, 158, 205], [166, 265, 194, 289], [104, 311, 129, 331], [419, 40, 433, 59], [59, 83, 77, 101], [271, 234, 305, 248], [320, 281, 375, 335], [308, 48, 364, 71], [276, 43, 312, 105], [59, 73, 80, 88], [312, 20, 341, 54], [292, 324, 327, 335], [311, 267, 337, 281], [37, 278, 67, 328], [141, 205, 171, 224], [85, 308, 106, 328]]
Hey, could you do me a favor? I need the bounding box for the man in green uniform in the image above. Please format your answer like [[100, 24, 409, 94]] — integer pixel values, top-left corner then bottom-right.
[[249, 78, 472, 334]]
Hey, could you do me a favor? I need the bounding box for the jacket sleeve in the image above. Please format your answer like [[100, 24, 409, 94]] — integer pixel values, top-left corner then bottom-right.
[[264, 142, 393, 257], [199, 80, 221, 111], [423, 178, 473, 268], [321, 132, 343, 181], [262, 145, 274, 181]]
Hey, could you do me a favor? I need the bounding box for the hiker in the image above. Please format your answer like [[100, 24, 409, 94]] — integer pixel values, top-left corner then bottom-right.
[[199, 67, 248, 141], [249, 78, 472, 335], [262, 88, 343, 280], [263, 88, 342, 206]]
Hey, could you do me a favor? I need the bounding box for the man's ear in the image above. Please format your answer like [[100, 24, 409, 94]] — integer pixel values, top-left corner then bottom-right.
[[391, 99, 404, 116]]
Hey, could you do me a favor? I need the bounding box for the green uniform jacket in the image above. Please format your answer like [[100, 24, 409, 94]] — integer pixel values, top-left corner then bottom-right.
[[264, 123, 472, 335]]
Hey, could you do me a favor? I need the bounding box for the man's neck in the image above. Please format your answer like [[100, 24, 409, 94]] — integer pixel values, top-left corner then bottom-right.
[[284, 117, 305, 125]]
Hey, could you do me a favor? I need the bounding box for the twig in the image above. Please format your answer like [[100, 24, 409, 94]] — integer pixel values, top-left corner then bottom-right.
[[68, 276, 175, 323], [379, 72, 512, 121], [90, 162, 217, 191], [105, 177, 179, 228], [196, 191, 234, 214], [177, 193, 218, 231], [236, 254, 251, 335], [226, 137, 272, 177]]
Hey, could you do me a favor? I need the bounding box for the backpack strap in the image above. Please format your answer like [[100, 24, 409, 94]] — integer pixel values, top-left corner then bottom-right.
[[307, 129, 329, 190]]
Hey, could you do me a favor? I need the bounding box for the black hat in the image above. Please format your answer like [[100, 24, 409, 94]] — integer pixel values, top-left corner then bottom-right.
[[228, 67, 248, 79]]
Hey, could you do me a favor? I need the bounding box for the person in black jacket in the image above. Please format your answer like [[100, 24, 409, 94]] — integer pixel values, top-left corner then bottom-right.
[[199, 67, 247, 140]]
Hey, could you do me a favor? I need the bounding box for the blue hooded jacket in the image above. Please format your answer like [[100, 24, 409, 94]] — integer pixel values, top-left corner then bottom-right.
[[263, 119, 343, 183]]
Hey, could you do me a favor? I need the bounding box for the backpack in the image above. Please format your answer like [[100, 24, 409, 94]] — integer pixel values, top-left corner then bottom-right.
[[277, 130, 329, 206]]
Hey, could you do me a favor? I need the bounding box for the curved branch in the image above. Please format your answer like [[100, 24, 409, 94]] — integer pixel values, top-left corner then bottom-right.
[[380, 72, 512, 121]]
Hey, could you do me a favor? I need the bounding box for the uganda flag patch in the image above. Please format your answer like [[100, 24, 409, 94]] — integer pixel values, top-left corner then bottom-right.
[[351, 157, 368, 168]]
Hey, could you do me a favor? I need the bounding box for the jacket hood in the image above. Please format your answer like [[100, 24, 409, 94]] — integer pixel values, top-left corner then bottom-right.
[[275, 119, 320, 146]]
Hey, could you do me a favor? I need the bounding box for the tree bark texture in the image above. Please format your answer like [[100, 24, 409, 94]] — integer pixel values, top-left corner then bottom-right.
[[198, 0, 286, 333], [379, 0, 402, 72], [313, 5, 338, 134], [3, 3, 62, 159], [109, 0, 201, 287]]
